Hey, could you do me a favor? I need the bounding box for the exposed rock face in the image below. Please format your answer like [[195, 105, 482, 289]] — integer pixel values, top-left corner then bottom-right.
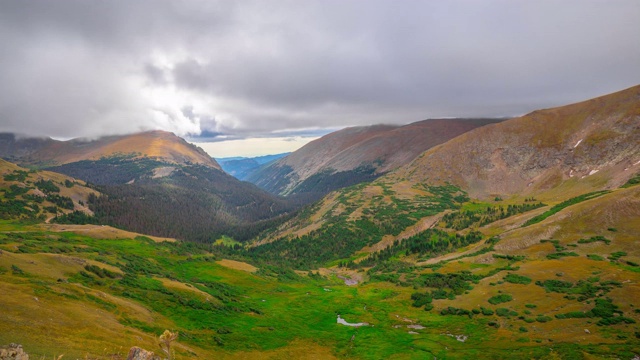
[[0, 344, 29, 360], [126, 346, 161, 360]]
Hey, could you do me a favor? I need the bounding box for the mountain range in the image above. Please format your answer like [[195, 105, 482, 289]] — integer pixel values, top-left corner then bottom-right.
[[216, 153, 289, 180]]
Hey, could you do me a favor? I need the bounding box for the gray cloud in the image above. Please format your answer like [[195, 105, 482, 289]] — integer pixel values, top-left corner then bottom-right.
[[0, 0, 639, 140]]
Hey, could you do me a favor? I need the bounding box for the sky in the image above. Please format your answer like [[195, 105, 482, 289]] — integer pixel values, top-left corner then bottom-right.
[[1, 1, 639, 157]]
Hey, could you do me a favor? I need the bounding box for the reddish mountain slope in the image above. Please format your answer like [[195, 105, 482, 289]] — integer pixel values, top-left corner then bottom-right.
[[248, 118, 501, 196], [394, 85, 640, 198]]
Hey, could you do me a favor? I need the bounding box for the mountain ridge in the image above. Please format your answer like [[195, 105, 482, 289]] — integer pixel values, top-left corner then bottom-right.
[[0, 130, 221, 170], [394, 84, 640, 198], [247, 118, 502, 196]]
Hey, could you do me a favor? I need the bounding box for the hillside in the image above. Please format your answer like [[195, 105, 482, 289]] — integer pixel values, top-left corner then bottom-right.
[[0, 131, 300, 241], [0, 158, 97, 222], [0, 130, 221, 170], [247, 119, 501, 197], [395, 85, 640, 199], [257, 86, 640, 247], [83, 162, 299, 242]]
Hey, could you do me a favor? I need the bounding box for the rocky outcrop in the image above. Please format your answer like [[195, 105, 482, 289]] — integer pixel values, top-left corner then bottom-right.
[[126, 347, 160, 360], [0, 344, 29, 360]]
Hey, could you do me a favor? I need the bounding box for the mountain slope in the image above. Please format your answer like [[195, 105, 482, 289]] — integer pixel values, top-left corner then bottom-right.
[[395, 85, 640, 198], [247, 118, 501, 197], [0, 130, 220, 169], [254, 85, 640, 253], [0, 131, 301, 242], [0, 158, 97, 221]]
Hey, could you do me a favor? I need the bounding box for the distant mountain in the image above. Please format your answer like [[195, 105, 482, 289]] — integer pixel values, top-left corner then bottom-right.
[[0, 131, 300, 242], [246, 118, 502, 198], [0, 130, 220, 170], [217, 153, 289, 180]]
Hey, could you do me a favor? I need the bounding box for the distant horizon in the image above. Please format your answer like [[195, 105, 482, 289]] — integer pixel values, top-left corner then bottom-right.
[[192, 136, 322, 158]]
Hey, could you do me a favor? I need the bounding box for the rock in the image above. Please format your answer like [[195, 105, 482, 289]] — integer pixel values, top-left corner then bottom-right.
[[0, 343, 29, 360], [126, 347, 160, 360]]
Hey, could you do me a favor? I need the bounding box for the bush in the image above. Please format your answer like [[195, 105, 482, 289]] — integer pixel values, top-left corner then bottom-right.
[[488, 294, 513, 305], [503, 273, 532, 285], [11, 264, 25, 275], [536, 315, 552, 323], [496, 308, 512, 317], [35, 179, 60, 194], [411, 292, 433, 308]]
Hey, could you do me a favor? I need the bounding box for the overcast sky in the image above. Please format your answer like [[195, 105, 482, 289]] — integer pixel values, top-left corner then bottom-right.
[[1, 1, 639, 156]]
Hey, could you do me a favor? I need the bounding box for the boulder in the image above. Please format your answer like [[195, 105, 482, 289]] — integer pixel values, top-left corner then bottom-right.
[[0, 343, 29, 360], [126, 347, 160, 360]]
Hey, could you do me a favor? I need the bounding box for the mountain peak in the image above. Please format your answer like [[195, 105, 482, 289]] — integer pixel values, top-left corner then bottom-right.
[[0, 130, 220, 169]]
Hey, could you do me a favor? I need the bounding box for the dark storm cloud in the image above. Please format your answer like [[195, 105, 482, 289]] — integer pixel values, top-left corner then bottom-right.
[[0, 0, 639, 140]]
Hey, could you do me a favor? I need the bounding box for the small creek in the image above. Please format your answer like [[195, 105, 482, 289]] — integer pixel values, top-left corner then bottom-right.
[[337, 315, 369, 327]]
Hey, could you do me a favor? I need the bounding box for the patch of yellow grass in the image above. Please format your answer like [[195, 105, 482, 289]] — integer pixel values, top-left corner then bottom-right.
[[35, 224, 176, 242], [216, 259, 258, 273], [157, 277, 221, 304], [222, 339, 337, 360], [0, 278, 180, 359]]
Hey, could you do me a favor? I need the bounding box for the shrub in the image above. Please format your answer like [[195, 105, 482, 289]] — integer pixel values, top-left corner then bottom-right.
[[536, 315, 552, 323], [488, 294, 513, 305], [503, 273, 532, 285]]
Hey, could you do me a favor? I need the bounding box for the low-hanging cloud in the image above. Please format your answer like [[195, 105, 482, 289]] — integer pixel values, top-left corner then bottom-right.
[[0, 0, 639, 140]]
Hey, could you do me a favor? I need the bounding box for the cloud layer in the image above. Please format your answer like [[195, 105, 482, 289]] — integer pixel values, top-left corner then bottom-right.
[[1, 0, 639, 140]]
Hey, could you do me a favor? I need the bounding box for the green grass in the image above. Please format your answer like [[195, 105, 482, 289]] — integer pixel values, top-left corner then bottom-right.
[[1, 214, 640, 359]]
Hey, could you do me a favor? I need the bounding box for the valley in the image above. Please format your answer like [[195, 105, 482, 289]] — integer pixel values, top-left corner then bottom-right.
[[0, 86, 639, 359]]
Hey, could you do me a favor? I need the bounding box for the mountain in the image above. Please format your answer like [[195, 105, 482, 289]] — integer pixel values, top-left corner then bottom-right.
[[394, 85, 640, 199], [0, 131, 300, 242], [0, 130, 220, 170], [217, 153, 289, 180], [253, 85, 640, 254], [246, 118, 502, 198]]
